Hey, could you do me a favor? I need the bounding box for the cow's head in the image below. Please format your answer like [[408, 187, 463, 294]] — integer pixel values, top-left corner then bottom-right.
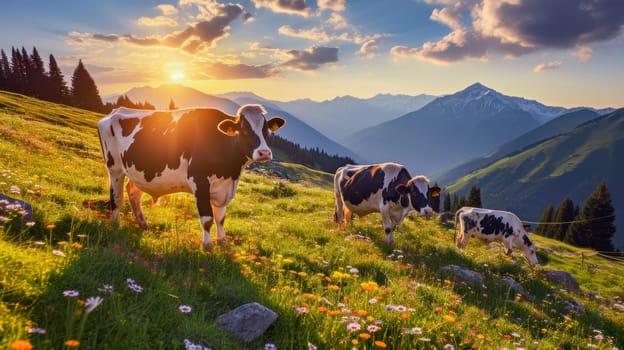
[[514, 232, 539, 265], [396, 176, 438, 217], [217, 104, 285, 162]]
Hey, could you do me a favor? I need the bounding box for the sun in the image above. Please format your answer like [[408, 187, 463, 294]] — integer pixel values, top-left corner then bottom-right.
[[170, 71, 185, 81]]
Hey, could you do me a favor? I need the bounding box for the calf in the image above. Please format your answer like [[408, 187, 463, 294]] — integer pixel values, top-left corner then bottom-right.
[[97, 104, 285, 246], [334, 163, 439, 244], [454, 207, 538, 265]]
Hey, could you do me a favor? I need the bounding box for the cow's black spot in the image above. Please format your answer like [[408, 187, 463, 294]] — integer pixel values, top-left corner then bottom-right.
[[464, 216, 478, 231], [340, 165, 385, 206], [522, 234, 533, 247], [106, 151, 115, 168], [382, 167, 411, 207], [119, 117, 139, 137], [480, 215, 513, 237]]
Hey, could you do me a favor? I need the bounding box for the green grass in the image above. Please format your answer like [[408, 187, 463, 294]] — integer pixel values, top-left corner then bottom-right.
[[1, 90, 623, 349]]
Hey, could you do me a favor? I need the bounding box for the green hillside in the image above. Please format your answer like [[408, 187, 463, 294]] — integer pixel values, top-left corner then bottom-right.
[[447, 108, 624, 249], [1, 91, 623, 349]]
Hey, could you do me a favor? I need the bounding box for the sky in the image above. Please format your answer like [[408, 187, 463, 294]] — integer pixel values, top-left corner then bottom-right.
[[2, 0, 623, 108]]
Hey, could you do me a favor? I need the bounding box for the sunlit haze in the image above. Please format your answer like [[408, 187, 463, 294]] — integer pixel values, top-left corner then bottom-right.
[[2, 1, 623, 107]]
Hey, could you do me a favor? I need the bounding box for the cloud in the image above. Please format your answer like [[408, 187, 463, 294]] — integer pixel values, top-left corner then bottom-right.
[[279, 25, 331, 42], [70, 2, 246, 53], [474, 0, 624, 48], [392, 0, 624, 64], [533, 60, 562, 73], [572, 46, 592, 62], [138, 4, 179, 27], [204, 62, 277, 79], [357, 39, 379, 58], [138, 16, 178, 27], [282, 46, 338, 70], [318, 0, 345, 12], [251, 0, 312, 17]]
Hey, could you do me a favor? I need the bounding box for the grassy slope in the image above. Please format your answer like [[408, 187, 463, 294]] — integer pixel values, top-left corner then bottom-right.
[[1, 91, 623, 349]]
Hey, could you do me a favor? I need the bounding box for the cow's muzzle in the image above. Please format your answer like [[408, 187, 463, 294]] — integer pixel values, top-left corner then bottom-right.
[[254, 149, 272, 162]]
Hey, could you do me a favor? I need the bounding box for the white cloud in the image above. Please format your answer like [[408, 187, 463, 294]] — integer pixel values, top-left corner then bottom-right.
[[533, 60, 562, 73]]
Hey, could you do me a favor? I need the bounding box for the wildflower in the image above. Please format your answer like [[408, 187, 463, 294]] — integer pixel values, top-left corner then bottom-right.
[[349, 267, 359, 274], [295, 306, 308, 314], [25, 221, 35, 227], [357, 309, 368, 317], [317, 306, 328, 313], [52, 249, 66, 257], [511, 332, 521, 338], [63, 290, 79, 297], [264, 343, 277, 350], [374, 340, 387, 348], [369, 298, 378, 304], [360, 333, 371, 340], [367, 325, 381, 333], [9, 185, 21, 194], [307, 342, 317, 350], [443, 315, 456, 323], [46, 224, 56, 230], [85, 296, 104, 313], [11, 340, 32, 350], [127, 278, 144, 293], [361, 281, 379, 292], [419, 338, 431, 342], [64, 340, 80, 347], [347, 322, 361, 332], [395, 305, 407, 312], [25, 327, 46, 334], [403, 327, 423, 335], [98, 284, 114, 294], [178, 305, 192, 313], [72, 242, 83, 249], [183, 339, 212, 350], [444, 344, 455, 350]]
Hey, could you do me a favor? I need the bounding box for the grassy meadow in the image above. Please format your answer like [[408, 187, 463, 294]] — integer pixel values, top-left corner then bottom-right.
[[1, 90, 623, 349]]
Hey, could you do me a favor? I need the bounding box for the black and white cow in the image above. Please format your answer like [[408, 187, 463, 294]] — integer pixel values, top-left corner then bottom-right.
[[97, 104, 285, 246], [334, 162, 439, 245], [454, 207, 538, 265]]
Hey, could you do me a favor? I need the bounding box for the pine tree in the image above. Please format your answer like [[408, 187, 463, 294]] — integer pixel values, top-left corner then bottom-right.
[[11, 47, 25, 93], [47, 54, 69, 103], [550, 197, 576, 241], [29, 47, 47, 98], [466, 185, 482, 208], [0, 49, 8, 90], [536, 204, 554, 236], [70, 59, 103, 112], [567, 181, 616, 251]]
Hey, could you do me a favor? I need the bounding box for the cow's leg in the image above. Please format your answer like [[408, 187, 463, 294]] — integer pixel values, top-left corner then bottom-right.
[[108, 170, 125, 223], [503, 241, 513, 256], [212, 204, 227, 241], [126, 180, 148, 229], [192, 180, 214, 247], [381, 213, 396, 245]]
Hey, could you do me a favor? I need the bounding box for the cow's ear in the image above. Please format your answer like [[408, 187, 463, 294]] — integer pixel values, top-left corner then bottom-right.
[[217, 119, 239, 137], [267, 116, 286, 132], [430, 185, 441, 198], [395, 184, 410, 195]]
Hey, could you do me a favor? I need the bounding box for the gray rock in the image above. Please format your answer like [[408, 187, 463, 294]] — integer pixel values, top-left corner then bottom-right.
[[545, 270, 580, 293], [440, 265, 484, 288], [499, 277, 525, 296], [216, 302, 278, 343]]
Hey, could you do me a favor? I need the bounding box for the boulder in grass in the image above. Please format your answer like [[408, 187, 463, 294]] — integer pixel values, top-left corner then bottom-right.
[[216, 302, 278, 343], [545, 270, 580, 293]]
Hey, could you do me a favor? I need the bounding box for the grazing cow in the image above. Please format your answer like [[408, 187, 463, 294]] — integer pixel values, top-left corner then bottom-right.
[[97, 104, 285, 246], [334, 163, 439, 245], [454, 207, 538, 265]]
